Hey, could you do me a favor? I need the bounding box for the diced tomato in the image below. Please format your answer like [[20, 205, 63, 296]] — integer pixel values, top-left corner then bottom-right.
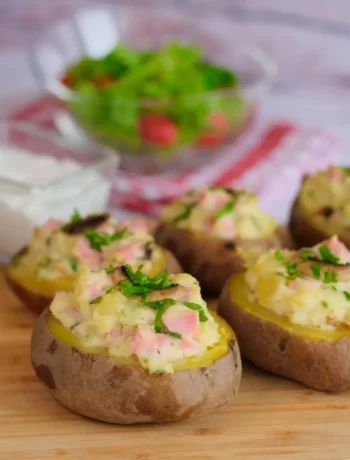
[[139, 113, 178, 147], [162, 308, 199, 338], [60, 73, 74, 88], [196, 111, 229, 147], [93, 74, 116, 87]]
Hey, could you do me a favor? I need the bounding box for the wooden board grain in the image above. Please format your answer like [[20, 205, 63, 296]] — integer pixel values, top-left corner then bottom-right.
[[1, 266, 350, 460]]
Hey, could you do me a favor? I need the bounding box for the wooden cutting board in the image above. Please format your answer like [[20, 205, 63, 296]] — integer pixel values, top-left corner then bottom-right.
[[1, 265, 350, 460]]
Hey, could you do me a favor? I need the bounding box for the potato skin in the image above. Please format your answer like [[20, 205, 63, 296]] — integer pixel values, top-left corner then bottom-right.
[[288, 198, 331, 249], [218, 278, 350, 393], [7, 249, 182, 315], [31, 309, 242, 424], [155, 223, 282, 296]]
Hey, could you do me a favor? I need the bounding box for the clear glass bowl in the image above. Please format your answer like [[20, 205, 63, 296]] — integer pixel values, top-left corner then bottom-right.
[[0, 121, 118, 255], [29, 4, 277, 173]]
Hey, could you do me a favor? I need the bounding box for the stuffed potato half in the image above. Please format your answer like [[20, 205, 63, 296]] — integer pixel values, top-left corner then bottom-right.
[[7, 212, 181, 314], [218, 235, 350, 392], [155, 187, 282, 296], [289, 166, 350, 249], [31, 266, 241, 424]]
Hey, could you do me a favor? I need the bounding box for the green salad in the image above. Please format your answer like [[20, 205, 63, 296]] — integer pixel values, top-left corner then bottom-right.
[[61, 42, 248, 156]]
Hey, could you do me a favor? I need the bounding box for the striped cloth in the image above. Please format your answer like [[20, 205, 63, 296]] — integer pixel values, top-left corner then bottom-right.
[[11, 96, 339, 216]]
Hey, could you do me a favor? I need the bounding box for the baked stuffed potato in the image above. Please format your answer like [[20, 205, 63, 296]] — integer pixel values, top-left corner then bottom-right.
[[31, 265, 241, 424], [7, 212, 181, 314], [289, 166, 350, 248], [155, 187, 282, 296], [218, 235, 350, 392]]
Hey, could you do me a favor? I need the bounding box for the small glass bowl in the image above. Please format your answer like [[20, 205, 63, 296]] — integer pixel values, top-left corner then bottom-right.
[[29, 4, 277, 173], [0, 121, 118, 255]]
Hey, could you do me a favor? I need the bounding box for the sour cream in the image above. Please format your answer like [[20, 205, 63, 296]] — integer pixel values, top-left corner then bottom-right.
[[0, 147, 112, 255]]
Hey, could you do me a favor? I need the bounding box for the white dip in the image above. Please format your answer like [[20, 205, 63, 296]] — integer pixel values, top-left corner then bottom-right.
[[0, 147, 112, 255]]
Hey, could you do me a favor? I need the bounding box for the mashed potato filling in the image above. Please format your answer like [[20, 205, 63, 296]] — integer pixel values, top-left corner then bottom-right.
[[298, 166, 350, 237], [49, 266, 224, 373], [243, 235, 350, 331], [162, 187, 277, 240], [9, 212, 165, 294]]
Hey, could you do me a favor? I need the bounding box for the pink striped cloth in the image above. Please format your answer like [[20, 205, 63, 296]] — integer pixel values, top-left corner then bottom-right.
[[11, 96, 339, 216]]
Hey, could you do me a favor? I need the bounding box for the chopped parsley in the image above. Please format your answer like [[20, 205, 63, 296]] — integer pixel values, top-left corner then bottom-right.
[[183, 301, 209, 322], [274, 251, 302, 278], [344, 291, 350, 300], [68, 258, 78, 272], [311, 263, 321, 279], [321, 300, 329, 309], [90, 296, 102, 305], [85, 227, 130, 251], [104, 263, 116, 275], [62, 209, 82, 230], [214, 201, 234, 220], [46, 236, 53, 246], [173, 203, 196, 223], [319, 245, 340, 264], [323, 269, 338, 284], [70, 209, 82, 224], [299, 249, 314, 260], [89, 264, 208, 338]]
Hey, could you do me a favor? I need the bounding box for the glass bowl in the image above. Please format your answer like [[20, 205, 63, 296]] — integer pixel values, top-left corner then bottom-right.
[[0, 121, 118, 256], [29, 4, 277, 173]]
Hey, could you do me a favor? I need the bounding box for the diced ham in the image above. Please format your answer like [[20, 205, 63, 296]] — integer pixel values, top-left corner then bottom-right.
[[327, 166, 344, 183], [120, 220, 149, 234], [98, 224, 115, 234], [199, 189, 230, 211], [72, 237, 102, 268], [64, 307, 82, 323], [102, 242, 145, 263], [85, 271, 112, 301], [201, 216, 215, 233], [215, 214, 235, 238], [180, 337, 204, 355], [40, 218, 62, 232], [131, 326, 171, 358], [321, 235, 350, 263], [162, 307, 199, 338]]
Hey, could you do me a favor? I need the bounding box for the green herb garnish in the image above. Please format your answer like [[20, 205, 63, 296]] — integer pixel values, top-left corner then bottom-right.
[[274, 251, 302, 278], [321, 300, 329, 308], [90, 296, 102, 305], [344, 291, 350, 300], [68, 258, 78, 272], [214, 201, 234, 220], [173, 203, 196, 224], [107, 265, 175, 298], [105, 264, 116, 275], [319, 245, 340, 264], [70, 209, 82, 224], [311, 263, 321, 279], [183, 301, 209, 322], [85, 227, 130, 251], [299, 249, 314, 260], [324, 269, 338, 284]]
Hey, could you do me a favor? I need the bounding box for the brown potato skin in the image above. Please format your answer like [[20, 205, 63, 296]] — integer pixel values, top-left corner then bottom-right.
[[218, 277, 350, 393], [289, 198, 330, 249], [289, 198, 350, 249], [154, 223, 282, 296], [31, 309, 242, 424], [7, 249, 182, 315]]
